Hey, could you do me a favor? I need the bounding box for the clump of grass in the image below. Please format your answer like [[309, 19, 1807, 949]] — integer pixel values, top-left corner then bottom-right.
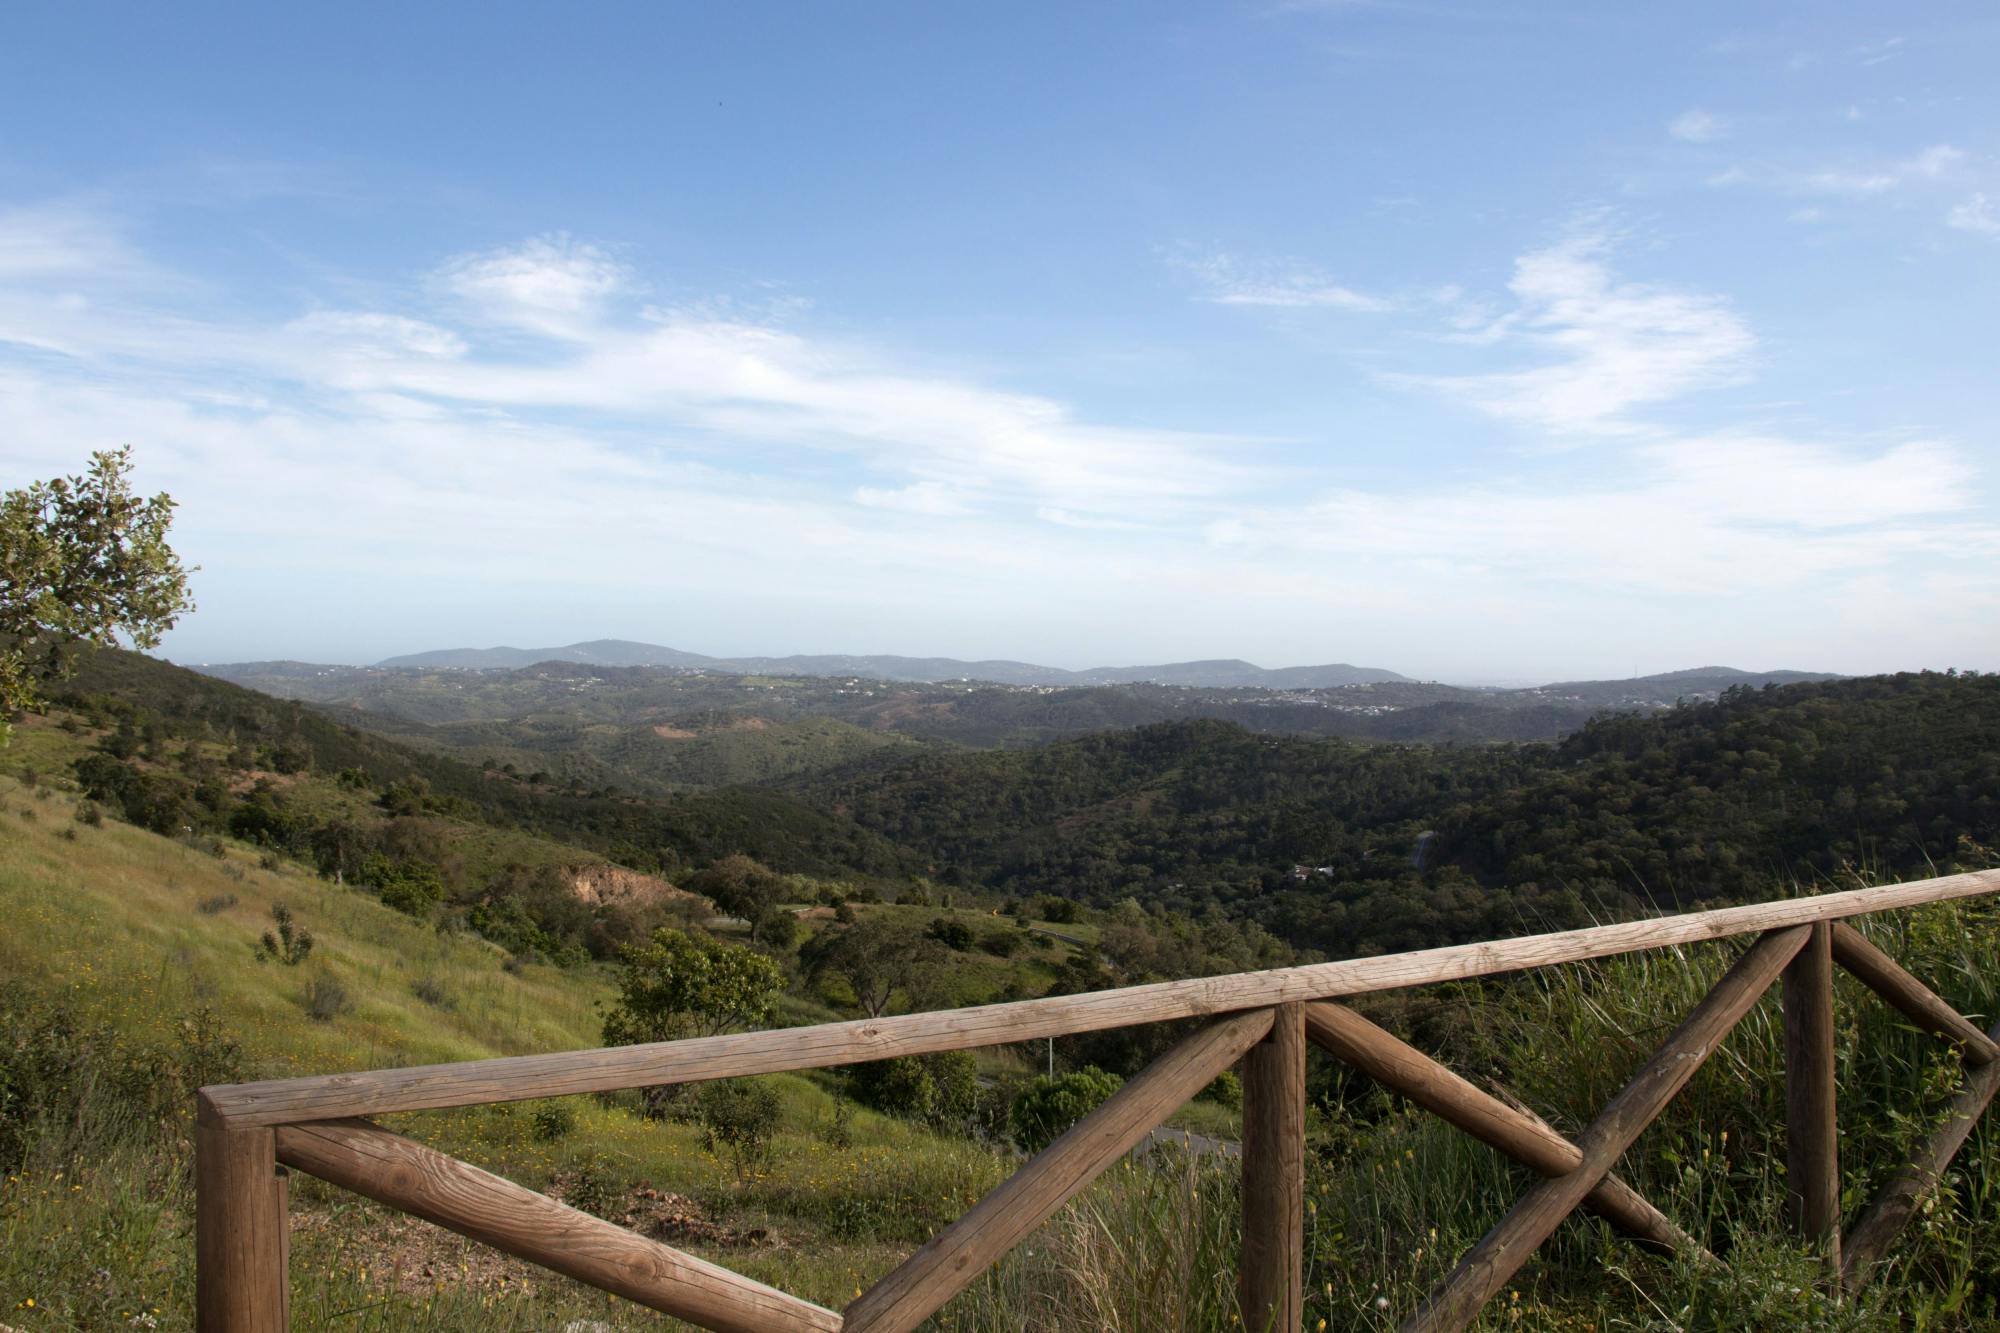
[[196, 892, 238, 915], [531, 1102, 577, 1142], [413, 973, 455, 1009], [301, 972, 351, 1022]]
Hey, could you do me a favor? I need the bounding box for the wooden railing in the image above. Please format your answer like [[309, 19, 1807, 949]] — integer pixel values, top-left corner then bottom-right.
[[196, 868, 2000, 1332]]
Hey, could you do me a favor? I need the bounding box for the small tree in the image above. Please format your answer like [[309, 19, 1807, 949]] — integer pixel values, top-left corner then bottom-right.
[[601, 928, 781, 1114], [259, 902, 314, 966], [683, 854, 783, 925], [801, 917, 948, 1018], [1009, 1067, 1123, 1154], [1, 448, 195, 744], [694, 1079, 783, 1181]]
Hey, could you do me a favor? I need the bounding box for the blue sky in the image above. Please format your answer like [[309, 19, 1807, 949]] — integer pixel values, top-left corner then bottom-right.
[[2, 2, 1996, 681]]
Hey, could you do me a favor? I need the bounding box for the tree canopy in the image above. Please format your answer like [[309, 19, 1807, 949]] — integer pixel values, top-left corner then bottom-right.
[[600, 927, 782, 1047], [1, 448, 194, 741]]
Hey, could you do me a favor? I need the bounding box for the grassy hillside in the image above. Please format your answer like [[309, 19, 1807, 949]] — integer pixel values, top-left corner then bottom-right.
[[6, 771, 2000, 1329], [0, 775, 1010, 1329], [50, 647, 921, 881]]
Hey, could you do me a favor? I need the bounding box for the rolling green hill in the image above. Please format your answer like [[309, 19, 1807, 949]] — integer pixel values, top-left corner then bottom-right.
[[797, 671, 2000, 958]]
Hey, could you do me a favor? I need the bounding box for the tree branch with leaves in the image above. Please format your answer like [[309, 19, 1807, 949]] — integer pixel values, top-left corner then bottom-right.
[[2, 448, 195, 742]]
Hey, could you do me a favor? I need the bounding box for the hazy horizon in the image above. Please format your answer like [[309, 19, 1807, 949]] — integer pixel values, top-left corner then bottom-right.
[[175, 631, 1888, 692], [5, 3, 1997, 682]]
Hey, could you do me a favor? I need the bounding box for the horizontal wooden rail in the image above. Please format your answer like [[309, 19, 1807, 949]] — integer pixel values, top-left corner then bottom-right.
[[197, 873, 2000, 1333], [275, 1118, 842, 1333], [202, 868, 2000, 1129]]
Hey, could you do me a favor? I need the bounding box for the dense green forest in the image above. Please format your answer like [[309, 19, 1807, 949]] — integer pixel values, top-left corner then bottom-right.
[[16, 650, 1999, 966], [800, 672, 2000, 956]]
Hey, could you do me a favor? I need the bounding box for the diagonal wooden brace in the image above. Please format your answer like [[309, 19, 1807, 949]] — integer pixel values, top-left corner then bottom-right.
[[275, 1118, 841, 1333], [1303, 1002, 1708, 1260], [844, 1007, 1275, 1333], [1401, 925, 1810, 1333], [1842, 1015, 2000, 1290], [1831, 923, 2000, 1065]]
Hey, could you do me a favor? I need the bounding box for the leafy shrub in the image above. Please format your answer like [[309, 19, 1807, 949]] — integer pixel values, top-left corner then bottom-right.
[[530, 1102, 576, 1142], [978, 927, 1023, 957], [1009, 1066, 1123, 1154], [1033, 895, 1080, 924], [850, 1051, 979, 1130], [362, 854, 446, 917], [196, 893, 238, 916], [815, 1097, 855, 1150], [694, 1078, 783, 1181], [561, 1153, 625, 1219], [1197, 1069, 1241, 1109], [74, 801, 102, 827], [411, 974, 454, 1009], [0, 986, 243, 1168], [301, 973, 350, 1022], [258, 902, 313, 965], [926, 917, 975, 951], [753, 905, 800, 951]]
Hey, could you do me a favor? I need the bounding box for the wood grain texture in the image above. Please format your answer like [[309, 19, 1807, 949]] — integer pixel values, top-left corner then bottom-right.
[[1842, 1016, 2000, 1291], [1831, 923, 2000, 1065], [843, 1008, 1274, 1333], [203, 870, 2000, 1128], [1401, 926, 1809, 1333], [274, 1118, 841, 1333], [1304, 1002, 1701, 1256], [1241, 1003, 1306, 1333], [1784, 922, 1842, 1272], [195, 1098, 289, 1333]]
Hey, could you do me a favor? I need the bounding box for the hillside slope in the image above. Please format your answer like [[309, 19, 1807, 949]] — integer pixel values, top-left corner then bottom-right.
[[799, 672, 2000, 956]]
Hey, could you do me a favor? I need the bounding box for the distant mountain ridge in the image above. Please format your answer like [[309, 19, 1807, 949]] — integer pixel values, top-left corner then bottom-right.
[[370, 639, 1413, 689]]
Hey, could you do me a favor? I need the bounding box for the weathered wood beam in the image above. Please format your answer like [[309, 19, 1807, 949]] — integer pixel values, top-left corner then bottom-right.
[[1303, 1002, 1704, 1257], [1401, 925, 1810, 1333], [1784, 922, 1842, 1274], [843, 1008, 1274, 1333], [1842, 1016, 2000, 1291], [274, 1118, 841, 1333], [1831, 923, 2000, 1065], [1241, 1003, 1306, 1333], [202, 870, 2000, 1128], [196, 1093, 289, 1333]]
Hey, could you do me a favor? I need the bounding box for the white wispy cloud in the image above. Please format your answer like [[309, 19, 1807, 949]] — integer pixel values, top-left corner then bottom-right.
[[1205, 434, 1991, 597], [0, 202, 1992, 674], [854, 481, 974, 515], [1, 230, 1266, 524], [1948, 193, 2000, 236], [1177, 251, 1392, 311], [1668, 109, 1729, 143], [1404, 230, 1754, 435], [1723, 143, 1970, 197], [0, 202, 153, 283], [434, 235, 630, 340]]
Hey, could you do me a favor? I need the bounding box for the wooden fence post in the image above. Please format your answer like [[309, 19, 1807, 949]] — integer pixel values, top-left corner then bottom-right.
[[1784, 921, 1841, 1276], [1241, 1002, 1305, 1333], [196, 1094, 289, 1332]]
